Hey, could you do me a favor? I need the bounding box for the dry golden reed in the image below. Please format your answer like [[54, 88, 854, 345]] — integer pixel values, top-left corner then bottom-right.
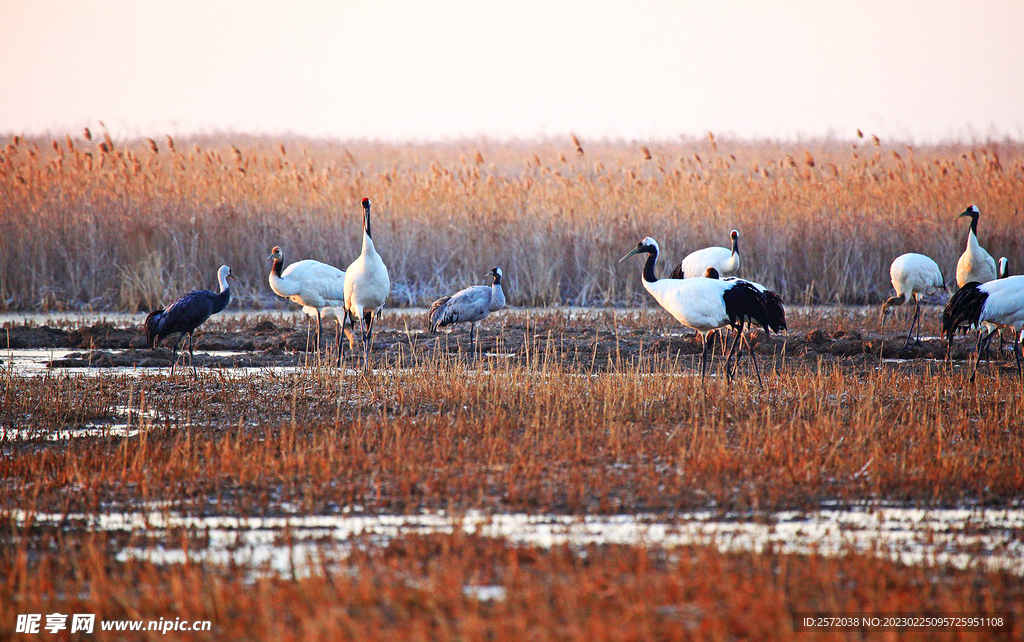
[[0, 132, 1022, 311]]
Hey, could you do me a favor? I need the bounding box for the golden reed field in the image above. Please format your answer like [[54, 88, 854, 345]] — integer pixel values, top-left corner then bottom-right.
[[1, 129, 1023, 310]]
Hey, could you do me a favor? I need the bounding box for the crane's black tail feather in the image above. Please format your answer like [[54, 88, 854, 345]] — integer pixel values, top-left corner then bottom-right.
[[723, 281, 772, 334], [764, 291, 787, 333], [668, 263, 685, 280], [942, 282, 986, 340], [144, 309, 164, 348]]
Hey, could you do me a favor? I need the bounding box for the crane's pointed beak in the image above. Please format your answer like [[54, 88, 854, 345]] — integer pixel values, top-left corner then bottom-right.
[[619, 247, 641, 263], [228, 274, 240, 283], [266, 254, 274, 262], [954, 212, 969, 221]]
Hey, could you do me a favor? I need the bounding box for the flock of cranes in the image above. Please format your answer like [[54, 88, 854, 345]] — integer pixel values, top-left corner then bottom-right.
[[144, 200, 1024, 385]]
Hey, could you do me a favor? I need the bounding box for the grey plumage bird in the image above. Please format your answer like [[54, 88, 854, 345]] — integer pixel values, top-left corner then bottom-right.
[[428, 267, 506, 350]]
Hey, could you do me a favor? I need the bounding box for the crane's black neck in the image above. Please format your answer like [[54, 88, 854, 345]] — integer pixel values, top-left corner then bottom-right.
[[642, 249, 659, 283], [271, 258, 283, 277], [968, 211, 979, 236], [363, 204, 372, 239], [731, 235, 739, 256], [492, 272, 502, 285]]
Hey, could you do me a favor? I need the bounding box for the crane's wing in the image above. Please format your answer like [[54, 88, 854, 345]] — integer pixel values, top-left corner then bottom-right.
[[283, 260, 347, 302], [157, 289, 216, 334]]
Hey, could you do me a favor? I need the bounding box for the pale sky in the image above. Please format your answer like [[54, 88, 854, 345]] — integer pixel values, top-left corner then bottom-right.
[[1, 0, 1022, 142]]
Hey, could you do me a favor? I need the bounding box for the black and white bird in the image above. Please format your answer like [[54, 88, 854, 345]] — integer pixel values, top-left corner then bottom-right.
[[670, 229, 741, 279], [879, 253, 945, 348], [942, 275, 1024, 382], [620, 237, 772, 382], [703, 267, 787, 381], [955, 205, 997, 288], [267, 245, 355, 355], [145, 265, 238, 376], [428, 267, 506, 350], [344, 197, 391, 370]]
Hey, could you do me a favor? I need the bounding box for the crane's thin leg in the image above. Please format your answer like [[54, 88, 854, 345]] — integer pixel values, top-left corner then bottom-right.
[[469, 323, 476, 355], [362, 311, 374, 372], [904, 296, 920, 349], [1014, 332, 1023, 383], [699, 332, 710, 382], [188, 332, 197, 378], [743, 331, 763, 387], [970, 330, 989, 383], [316, 309, 324, 359], [724, 324, 743, 380], [171, 333, 185, 376], [914, 296, 924, 345]]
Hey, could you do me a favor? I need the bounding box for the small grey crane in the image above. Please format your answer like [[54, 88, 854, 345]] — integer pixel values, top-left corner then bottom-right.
[[428, 267, 506, 350], [145, 265, 238, 376]]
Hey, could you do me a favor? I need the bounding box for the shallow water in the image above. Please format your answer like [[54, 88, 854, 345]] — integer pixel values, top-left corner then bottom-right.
[[12, 505, 1023, 579]]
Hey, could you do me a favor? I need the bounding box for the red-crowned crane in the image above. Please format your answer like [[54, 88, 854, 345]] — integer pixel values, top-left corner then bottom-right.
[[955, 206, 997, 288], [267, 245, 355, 356], [428, 267, 506, 351], [344, 198, 391, 371], [942, 275, 1024, 383], [620, 237, 772, 383], [145, 265, 238, 376], [670, 229, 740, 279], [880, 253, 945, 349]]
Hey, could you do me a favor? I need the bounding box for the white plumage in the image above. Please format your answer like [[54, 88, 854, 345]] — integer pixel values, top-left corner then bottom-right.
[[943, 275, 1024, 381], [620, 236, 772, 382], [267, 246, 354, 352], [880, 252, 945, 348], [344, 198, 391, 368], [955, 205, 997, 288], [672, 229, 741, 279], [428, 267, 506, 349]]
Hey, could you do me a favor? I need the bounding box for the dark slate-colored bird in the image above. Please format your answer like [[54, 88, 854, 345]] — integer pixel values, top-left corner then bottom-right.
[[145, 265, 238, 375]]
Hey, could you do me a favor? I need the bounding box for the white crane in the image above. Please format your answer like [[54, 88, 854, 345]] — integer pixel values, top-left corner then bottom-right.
[[955, 205, 997, 288], [879, 253, 945, 349], [344, 197, 391, 370], [943, 275, 1024, 382], [670, 229, 741, 279], [267, 246, 355, 355], [620, 237, 773, 383], [428, 267, 506, 350]]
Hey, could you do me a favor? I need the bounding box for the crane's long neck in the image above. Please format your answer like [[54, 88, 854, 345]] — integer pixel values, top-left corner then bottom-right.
[[214, 273, 232, 313], [361, 232, 380, 260], [490, 281, 506, 311], [966, 213, 980, 250], [268, 259, 299, 297], [642, 249, 659, 284]]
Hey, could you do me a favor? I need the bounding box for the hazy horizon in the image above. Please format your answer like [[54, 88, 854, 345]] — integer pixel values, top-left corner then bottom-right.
[[2, 0, 1023, 144]]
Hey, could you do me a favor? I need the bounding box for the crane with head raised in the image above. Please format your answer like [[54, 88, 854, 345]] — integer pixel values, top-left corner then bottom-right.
[[145, 265, 238, 376]]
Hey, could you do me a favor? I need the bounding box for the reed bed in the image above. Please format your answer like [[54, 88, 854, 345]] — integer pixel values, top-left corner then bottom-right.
[[1, 131, 1022, 311]]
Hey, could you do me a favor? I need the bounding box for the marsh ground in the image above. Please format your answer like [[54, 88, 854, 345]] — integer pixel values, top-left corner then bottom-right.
[[2, 307, 1023, 640]]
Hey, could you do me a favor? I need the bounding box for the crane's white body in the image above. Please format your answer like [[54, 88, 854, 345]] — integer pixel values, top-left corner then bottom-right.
[[976, 276, 1024, 333], [677, 231, 740, 278], [955, 207, 997, 288], [890, 253, 944, 302], [269, 258, 346, 310], [643, 276, 737, 332], [344, 232, 390, 321]]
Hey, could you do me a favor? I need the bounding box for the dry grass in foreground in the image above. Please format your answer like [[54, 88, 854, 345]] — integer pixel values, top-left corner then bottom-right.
[[1, 132, 1023, 310], [1, 531, 1019, 641], [3, 344, 1022, 515]]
